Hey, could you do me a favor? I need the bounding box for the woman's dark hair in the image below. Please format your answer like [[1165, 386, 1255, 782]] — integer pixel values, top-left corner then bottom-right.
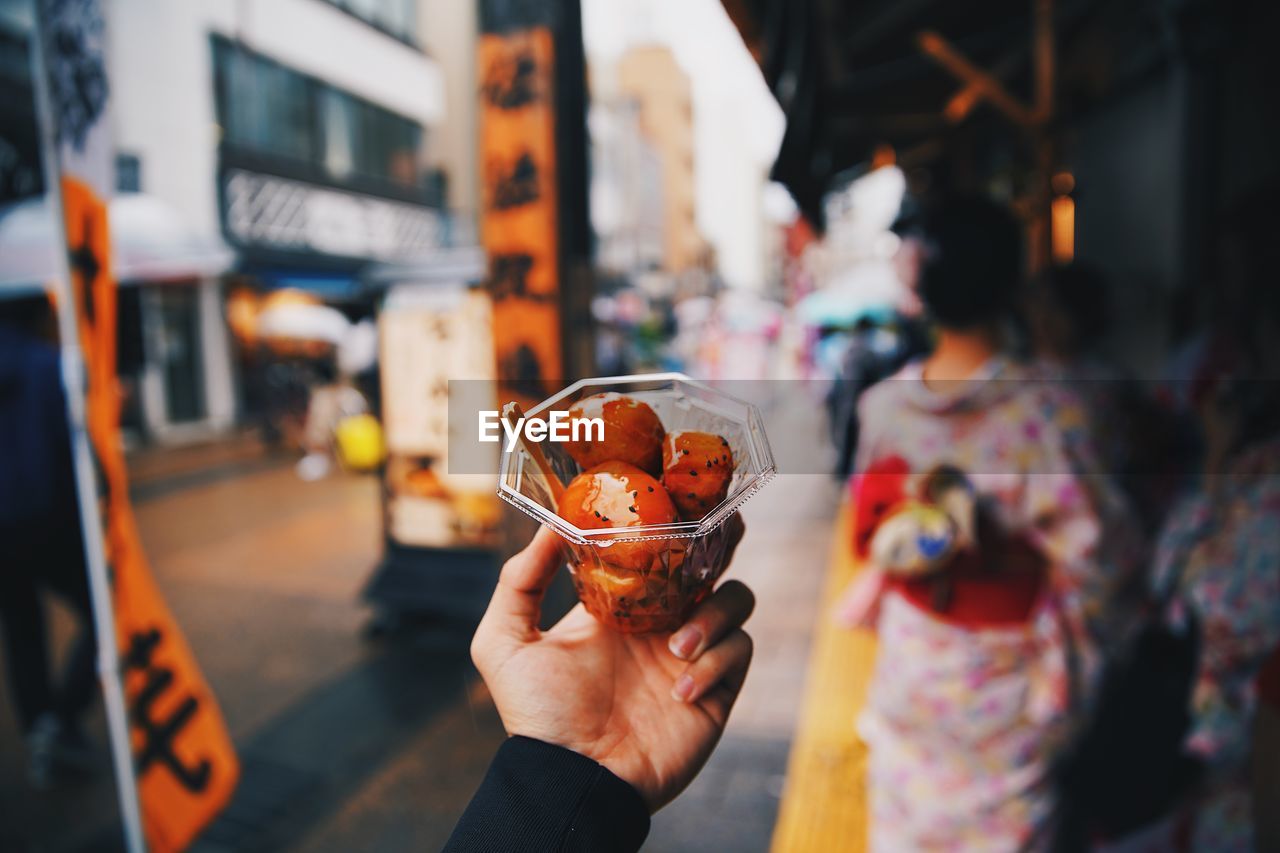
[[916, 193, 1023, 330]]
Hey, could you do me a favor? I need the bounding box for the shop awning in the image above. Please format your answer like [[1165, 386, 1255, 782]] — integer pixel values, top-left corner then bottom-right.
[[247, 268, 366, 301], [362, 245, 487, 288], [0, 193, 235, 296], [720, 0, 1180, 229]]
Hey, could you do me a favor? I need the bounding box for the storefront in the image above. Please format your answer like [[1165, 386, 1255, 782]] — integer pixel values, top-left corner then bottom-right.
[[211, 31, 448, 296], [206, 32, 452, 437], [0, 193, 237, 446]]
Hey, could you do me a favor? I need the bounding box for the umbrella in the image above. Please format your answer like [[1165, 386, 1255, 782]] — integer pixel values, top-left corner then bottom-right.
[[0, 193, 234, 293], [256, 302, 351, 345], [795, 263, 903, 327]]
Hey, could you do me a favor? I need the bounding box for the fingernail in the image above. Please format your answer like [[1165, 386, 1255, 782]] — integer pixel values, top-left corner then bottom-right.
[[672, 674, 695, 702], [668, 626, 702, 660]]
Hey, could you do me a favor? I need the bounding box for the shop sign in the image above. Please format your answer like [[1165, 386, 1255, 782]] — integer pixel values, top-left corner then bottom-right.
[[221, 168, 445, 260], [478, 23, 563, 406], [32, 1, 239, 850]]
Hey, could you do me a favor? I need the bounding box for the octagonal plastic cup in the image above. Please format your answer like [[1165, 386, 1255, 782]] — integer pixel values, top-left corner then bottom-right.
[[497, 374, 776, 633]]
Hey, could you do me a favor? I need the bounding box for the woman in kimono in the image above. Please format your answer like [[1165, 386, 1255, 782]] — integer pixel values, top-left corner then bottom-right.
[[844, 195, 1138, 851], [1152, 431, 1280, 850], [1150, 193, 1280, 851]]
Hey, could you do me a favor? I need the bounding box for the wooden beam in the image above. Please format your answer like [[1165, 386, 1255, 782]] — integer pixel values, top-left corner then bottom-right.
[[943, 43, 1027, 123], [945, 0, 1085, 126], [1033, 0, 1055, 122], [944, 84, 984, 123], [1031, 0, 1057, 271], [916, 29, 1038, 128]]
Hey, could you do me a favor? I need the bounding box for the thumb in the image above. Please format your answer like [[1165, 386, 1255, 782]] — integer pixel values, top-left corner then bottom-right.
[[477, 525, 566, 647]]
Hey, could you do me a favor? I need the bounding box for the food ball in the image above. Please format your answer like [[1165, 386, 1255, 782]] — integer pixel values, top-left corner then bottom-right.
[[563, 393, 665, 476], [558, 461, 677, 571], [662, 430, 734, 520]]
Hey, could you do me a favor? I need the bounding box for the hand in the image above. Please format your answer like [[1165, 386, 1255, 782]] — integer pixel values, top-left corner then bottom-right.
[[470, 517, 753, 812]]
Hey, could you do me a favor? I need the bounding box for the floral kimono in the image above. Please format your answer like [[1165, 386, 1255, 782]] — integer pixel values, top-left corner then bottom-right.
[[1151, 437, 1280, 851], [854, 358, 1137, 852]]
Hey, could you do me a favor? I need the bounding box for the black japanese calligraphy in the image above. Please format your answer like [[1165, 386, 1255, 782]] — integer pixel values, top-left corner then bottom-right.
[[123, 628, 212, 793]]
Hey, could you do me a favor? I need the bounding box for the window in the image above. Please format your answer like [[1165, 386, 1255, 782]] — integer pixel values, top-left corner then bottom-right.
[[328, 0, 417, 45], [116, 153, 142, 192], [212, 36, 427, 195], [323, 89, 423, 187], [0, 26, 44, 203], [356, 98, 422, 187], [321, 88, 357, 179], [213, 37, 318, 164]]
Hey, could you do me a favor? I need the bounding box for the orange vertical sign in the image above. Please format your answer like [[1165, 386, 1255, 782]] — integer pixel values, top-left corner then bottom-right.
[[478, 28, 563, 406], [32, 0, 239, 840], [60, 176, 240, 853]]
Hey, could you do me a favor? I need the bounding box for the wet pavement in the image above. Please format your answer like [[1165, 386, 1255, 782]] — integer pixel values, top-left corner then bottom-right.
[[1, 442, 837, 852]]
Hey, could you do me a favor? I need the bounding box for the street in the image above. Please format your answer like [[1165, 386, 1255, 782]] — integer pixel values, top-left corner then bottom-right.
[[2, 449, 838, 852]]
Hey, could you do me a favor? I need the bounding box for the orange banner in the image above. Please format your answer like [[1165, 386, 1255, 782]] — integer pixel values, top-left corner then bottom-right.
[[478, 27, 563, 406], [61, 177, 239, 852]]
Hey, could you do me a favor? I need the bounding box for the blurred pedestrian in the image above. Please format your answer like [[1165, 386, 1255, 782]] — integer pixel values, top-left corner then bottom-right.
[[1139, 192, 1280, 851], [1026, 263, 1126, 469], [445, 520, 751, 852], [296, 360, 368, 481], [826, 206, 934, 480], [1027, 263, 1187, 536], [0, 306, 99, 789], [1142, 384, 1280, 850], [840, 195, 1138, 851]]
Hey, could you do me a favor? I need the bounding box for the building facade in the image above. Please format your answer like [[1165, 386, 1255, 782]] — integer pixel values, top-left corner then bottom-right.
[[589, 91, 665, 275], [614, 45, 709, 275], [102, 0, 447, 442], [419, 0, 479, 223]]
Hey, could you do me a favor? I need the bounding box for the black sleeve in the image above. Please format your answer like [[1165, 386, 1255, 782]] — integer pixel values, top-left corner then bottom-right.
[[443, 736, 650, 853]]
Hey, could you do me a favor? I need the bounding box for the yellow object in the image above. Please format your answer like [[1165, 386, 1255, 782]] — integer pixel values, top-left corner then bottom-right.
[[335, 413, 385, 471], [771, 502, 876, 853]]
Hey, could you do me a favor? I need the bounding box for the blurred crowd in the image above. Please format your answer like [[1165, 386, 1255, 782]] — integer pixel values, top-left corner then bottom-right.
[[831, 190, 1280, 851]]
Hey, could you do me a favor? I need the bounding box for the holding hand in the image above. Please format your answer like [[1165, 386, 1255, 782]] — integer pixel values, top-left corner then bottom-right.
[[470, 517, 753, 812]]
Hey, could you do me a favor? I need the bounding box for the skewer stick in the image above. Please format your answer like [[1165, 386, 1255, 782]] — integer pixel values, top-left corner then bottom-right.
[[502, 401, 566, 507]]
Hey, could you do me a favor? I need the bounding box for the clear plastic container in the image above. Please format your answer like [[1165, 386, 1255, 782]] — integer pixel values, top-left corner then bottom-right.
[[497, 373, 776, 633]]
